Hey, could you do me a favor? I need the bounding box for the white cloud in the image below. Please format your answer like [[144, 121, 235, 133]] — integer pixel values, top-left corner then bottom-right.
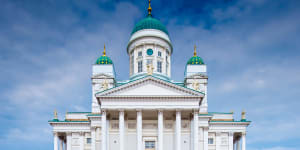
[[261, 147, 298, 150]]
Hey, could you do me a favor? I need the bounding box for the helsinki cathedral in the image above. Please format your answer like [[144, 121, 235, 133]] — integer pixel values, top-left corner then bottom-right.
[[49, 1, 251, 150]]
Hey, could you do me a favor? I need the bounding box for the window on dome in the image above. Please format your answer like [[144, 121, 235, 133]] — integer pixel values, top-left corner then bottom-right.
[[138, 61, 143, 73], [157, 61, 162, 73], [158, 51, 161, 57], [138, 51, 142, 57], [130, 52, 134, 74], [166, 61, 169, 75]]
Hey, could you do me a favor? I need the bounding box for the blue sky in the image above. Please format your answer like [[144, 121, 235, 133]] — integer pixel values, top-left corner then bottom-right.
[[0, 0, 300, 150]]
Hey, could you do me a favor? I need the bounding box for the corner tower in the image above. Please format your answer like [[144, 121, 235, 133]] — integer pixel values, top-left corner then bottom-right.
[[91, 45, 115, 113], [127, 0, 172, 79], [184, 46, 208, 113]]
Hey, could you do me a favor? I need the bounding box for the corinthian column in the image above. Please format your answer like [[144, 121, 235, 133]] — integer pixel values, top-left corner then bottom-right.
[[101, 110, 107, 150], [158, 110, 164, 150], [176, 110, 181, 150], [193, 111, 199, 150], [242, 132, 246, 150], [137, 110, 142, 150], [119, 110, 125, 150], [53, 132, 58, 150]]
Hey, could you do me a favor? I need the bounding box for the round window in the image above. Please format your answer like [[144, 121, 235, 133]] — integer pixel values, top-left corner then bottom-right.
[[146, 49, 153, 56]]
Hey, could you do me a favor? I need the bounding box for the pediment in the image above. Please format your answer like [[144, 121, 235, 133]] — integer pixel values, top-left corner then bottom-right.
[[95, 76, 204, 97]]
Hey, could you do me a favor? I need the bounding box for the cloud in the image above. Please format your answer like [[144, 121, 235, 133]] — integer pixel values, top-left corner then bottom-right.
[[261, 147, 298, 150]]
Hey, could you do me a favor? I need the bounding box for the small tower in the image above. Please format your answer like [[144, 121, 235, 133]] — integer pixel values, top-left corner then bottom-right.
[[184, 45, 208, 113], [91, 45, 115, 113]]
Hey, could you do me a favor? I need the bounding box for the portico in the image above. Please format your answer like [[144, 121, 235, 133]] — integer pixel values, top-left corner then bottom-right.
[[96, 108, 201, 150]]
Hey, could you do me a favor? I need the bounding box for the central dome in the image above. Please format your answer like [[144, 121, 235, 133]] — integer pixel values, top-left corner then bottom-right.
[[131, 15, 169, 35]]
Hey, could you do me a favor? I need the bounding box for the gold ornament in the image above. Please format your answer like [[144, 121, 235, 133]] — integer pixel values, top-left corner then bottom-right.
[[101, 79, 109, 90], [147, 64, 154, 75], [194, 45, 197, 56], [148, 0, 152, 15], [241, 110, 246, 120], [103, 44, 106, 56], [54, 109, 58, 119], [192, 80, 200, 91]]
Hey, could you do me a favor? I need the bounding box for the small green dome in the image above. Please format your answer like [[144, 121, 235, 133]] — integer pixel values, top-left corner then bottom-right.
[[131, 15, 169, 35], [187, 56, 204, 65], [95, 55, 113, 64]]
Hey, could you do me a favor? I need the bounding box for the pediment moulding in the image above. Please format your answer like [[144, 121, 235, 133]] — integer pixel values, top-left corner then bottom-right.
[[95, 76, 204, 97]]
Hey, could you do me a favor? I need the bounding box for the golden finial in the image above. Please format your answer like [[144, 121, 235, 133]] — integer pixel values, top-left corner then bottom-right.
[[54, 109, 58, 119], [194, 45, 197, 56], [148, 0, 152, 15], [103, 44, 106, 56]]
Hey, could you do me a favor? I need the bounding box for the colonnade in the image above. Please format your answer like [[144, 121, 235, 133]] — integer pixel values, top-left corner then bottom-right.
[[53, 110, 247, 150]]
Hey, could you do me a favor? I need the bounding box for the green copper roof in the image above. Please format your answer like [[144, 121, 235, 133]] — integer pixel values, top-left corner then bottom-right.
[[131, 15, 169, 35], [95, 55, 113, 64], [187, 56, 204, 65]]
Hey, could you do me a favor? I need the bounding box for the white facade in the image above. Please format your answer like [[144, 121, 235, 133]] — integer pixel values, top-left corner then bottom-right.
[[49, 7, 250, 150]]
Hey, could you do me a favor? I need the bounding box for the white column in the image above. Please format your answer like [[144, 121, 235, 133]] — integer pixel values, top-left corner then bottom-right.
[[242, 132, 246, 150], [236, 138, 240, 150], [199, 128, 203, 150], [119, 110, 125, 150], [91, 128, 96, 150], [203, 128, 208, 150], [59, 137, 63, 150], [79, 132, 84, 150], [229, 132, 234, 150], [190, 118, 194, 150], [158, 110, 164, 150], [66, 132, 72, 150], [102, 110, 107, 150], [216, 132, 221, 150], [137, 110, 143, 150], [54, 132, 58, 150], [193, 111, 199, 150], [176, 110, 181, 150], [64, 140, 67, 150]]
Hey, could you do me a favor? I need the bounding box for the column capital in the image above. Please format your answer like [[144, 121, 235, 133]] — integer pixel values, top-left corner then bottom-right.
[[53, 132, 58, 136], [136, 109, 142, 112], [66, 132, 72, 136], [242, 132, 246, 136], [101, 109, 107, 113], [118, 109, 125, 112], [175, 109, 182, 112], [157, 109, 164, 112]]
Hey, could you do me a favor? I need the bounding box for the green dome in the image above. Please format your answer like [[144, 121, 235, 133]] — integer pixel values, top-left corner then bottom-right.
[[187, 56, 204, 65], [131, 15, 169, 35], [95, 55, 113, 64]]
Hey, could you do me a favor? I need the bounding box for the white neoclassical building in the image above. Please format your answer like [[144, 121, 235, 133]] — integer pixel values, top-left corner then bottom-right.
[[49, 2, 251, 150]]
